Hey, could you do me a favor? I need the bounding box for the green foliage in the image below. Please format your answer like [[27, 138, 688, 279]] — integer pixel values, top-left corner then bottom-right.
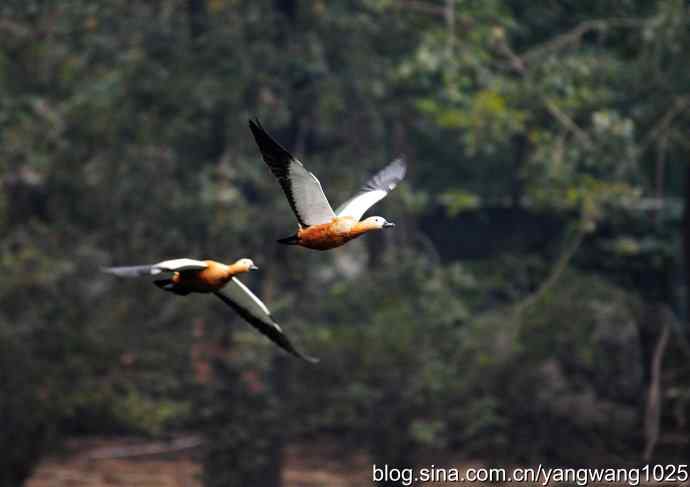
[[291, 258, 476, 466], [438, 189, 481, 216], [450, 271, 644, 463]]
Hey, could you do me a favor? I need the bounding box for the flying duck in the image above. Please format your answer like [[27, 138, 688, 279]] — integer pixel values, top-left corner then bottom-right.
[[249, 120, 406, 250], [102, 258, 317, 362]]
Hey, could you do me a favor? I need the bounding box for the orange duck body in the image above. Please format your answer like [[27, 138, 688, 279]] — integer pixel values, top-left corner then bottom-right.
[[285, 217, 378, 251], [169, 260, 250, 294]]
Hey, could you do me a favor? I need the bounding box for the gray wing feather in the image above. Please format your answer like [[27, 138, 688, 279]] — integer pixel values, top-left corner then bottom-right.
[[249, 119, 335, 227], [101, 265, 162, 278], [214, 278, 318, 363], [102, 258, 207, 278], [335, 157, 406, 221]]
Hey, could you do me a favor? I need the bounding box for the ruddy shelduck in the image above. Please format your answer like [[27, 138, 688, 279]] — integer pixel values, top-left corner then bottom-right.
[[102, 258, 317, 362], [249, 120, 407, 250]]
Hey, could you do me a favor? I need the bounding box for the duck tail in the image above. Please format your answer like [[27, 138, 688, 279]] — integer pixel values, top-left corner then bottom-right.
[[154, 279, 190, 296], [277, 234, 299, 245], [154, 278, 174, 290]]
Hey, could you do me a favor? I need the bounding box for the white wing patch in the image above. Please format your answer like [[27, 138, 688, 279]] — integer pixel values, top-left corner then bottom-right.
[[154, 258, 208, 272], [231, 277, 282, 331], [336, 189, 388, 221], [334, 157, 406, 222]]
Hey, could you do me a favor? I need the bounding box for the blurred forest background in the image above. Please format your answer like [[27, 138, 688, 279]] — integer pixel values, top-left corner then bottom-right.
[[2, 0, 690, 485]]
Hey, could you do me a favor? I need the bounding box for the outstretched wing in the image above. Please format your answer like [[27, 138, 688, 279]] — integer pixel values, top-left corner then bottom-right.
[[335, 158, 406, 221], [154, 258, 208, 272], [249, 119, 335, 227], [102, 258, 208, 278], [102, 265, 162, 278], [214, 277, 319, 363]]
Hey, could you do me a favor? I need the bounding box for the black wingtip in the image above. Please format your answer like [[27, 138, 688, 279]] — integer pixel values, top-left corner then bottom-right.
[[248, 119, 263, 141], [279, 337, 320, 364], [248, 118, 292, 158], [301, 354, 320, 364], [271, 338, 320, 364], [213, 290, 317, 364], [273, 341, 319, 364], [290, 348, 320, 363]]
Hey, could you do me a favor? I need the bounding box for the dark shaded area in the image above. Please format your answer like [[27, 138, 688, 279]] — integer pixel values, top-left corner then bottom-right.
[[421, 206, 565, 260]]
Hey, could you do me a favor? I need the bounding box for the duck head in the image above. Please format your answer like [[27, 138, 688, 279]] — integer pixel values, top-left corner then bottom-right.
[[361, 216, 395, 230], [231, 258, 259, 273]]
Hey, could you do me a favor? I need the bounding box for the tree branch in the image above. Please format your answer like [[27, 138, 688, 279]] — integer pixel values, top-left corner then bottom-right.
[[641, 95, 690, 153], [513, 226, 586, 324], [522, 18, 646, 63], [543, 99, 594, 148], [494, 38, 594, 147], [643, 319, 671, 462]]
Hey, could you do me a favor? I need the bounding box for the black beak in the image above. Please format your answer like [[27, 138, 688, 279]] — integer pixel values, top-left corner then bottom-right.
[[250, 264, 259, 270], [383, 222, 395, 228]]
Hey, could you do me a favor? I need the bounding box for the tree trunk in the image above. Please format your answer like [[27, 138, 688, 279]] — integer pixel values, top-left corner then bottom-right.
[[682, 163, 690, 320], [643, 319, 670, 461], [257, 258, 288, 487]]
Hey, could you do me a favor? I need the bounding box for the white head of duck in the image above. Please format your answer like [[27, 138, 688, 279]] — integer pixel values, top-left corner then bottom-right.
[[230, 258, 259, 274], [357, 216, 396, 231]]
